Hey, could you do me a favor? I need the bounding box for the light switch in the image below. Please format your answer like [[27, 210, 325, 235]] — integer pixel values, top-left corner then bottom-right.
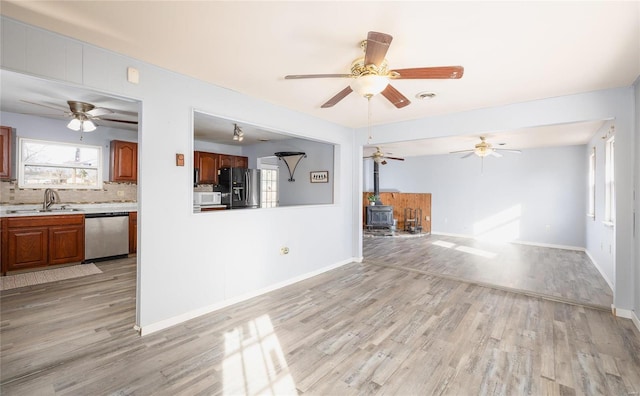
[[127, 67, 139, 84], [176, 153, 185, 167]]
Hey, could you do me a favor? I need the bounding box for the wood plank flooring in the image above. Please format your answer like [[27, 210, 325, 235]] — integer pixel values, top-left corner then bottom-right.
[[364, 234, 613, 309], [1, 239, 638, 395]]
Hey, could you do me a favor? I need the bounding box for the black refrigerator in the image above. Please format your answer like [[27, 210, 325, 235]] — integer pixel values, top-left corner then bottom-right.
[[218, 167, 261, 209]]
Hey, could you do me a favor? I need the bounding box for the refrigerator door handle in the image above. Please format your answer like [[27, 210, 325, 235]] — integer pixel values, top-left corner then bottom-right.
[[244, 170, 250, 206]]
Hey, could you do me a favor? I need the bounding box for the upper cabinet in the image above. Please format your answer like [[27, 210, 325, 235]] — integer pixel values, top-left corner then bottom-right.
[[194, 151, 248, 185], [218, 154, 233, 169], [195, 151, 219, 184], [234, 156, 248, 168], [110, 140, 138, 182], [0, 126, 11, 180]]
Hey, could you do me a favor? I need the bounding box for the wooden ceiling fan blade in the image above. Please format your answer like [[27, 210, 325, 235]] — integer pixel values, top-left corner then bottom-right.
[[392, 66, 464, 79], [381, 85, 410, 108], [385, 156, 405, 161], [321, 86, 353, 108], [285, 74, 352, 79], [364, 31, 393, 67]]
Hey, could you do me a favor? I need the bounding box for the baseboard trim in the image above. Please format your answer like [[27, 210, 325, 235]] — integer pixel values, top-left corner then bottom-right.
[[139, 257, 356, 336], [632, 311, 640, 334], [613, 305, 634, 319], [431, 231, 585, 251], [584, 250, 614, 291]]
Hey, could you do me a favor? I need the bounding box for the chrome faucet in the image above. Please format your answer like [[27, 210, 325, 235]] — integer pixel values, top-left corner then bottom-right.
[[43, 188, 56, 210]]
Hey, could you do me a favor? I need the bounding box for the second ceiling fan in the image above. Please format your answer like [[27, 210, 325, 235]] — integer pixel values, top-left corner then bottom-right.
[[450, 136, 522, 158], [364, 146, 405, 165], [285, 31, 464, 109]]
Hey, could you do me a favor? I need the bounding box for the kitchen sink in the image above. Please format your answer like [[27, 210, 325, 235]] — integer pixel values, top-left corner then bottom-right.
[[7, 208, 83, 214]]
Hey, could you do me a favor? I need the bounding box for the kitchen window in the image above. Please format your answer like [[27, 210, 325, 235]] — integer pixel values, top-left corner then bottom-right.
[[604, 136, 615, 225], [18, 138, 103, 189]]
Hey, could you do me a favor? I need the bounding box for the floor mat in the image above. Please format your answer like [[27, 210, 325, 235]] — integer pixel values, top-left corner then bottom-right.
[[1, 264, 102, 291]]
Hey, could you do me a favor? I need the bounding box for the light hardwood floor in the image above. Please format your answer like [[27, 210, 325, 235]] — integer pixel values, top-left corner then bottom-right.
[[364, 234, 613, 309], [1, 239, 638, 395]]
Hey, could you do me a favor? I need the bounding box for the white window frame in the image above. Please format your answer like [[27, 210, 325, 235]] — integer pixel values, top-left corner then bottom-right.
[[259, 165, 279, 208], [604, 136, 615, 225], [587, 146, 595, 219], [18, 138, 103, 190]]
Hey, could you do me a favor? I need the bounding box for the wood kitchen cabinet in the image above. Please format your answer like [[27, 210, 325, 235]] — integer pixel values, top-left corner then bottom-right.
[[1, 214, 85, 274], [194, 151, 249, 185], [234, 156, 248, 168], [218, 154, 233, 169], [49, 224, 84, 265], [110, 140, 138, 182], [220, 154, 248, 169], [0, 126, 12, 180], [195, 151, 219, 184], [129, 212, 137, 254]]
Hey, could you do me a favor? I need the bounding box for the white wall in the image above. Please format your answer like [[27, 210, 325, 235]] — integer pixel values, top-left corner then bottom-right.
[[0, 111, 136, 181], [365, 145, 587, 248], [193, 140, 242, 157], [0, 17, 358, 333]]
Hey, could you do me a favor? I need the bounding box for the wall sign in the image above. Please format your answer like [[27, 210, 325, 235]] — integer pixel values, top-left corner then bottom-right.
[[310, 171, 328, 183]]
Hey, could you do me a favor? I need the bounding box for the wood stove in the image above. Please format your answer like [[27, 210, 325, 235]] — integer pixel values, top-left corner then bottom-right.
[[366, 205, 394, 229]]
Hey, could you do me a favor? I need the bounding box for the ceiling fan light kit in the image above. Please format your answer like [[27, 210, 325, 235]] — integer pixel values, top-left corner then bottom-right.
[[66, 117, 96, 132], [350, 74, 390, 97]]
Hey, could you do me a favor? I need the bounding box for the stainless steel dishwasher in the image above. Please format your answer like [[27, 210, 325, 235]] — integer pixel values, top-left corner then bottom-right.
[[84, 212, 130, 262]]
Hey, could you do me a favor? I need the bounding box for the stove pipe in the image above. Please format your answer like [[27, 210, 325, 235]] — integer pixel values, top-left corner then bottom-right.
[[373, 160, 380, 201]]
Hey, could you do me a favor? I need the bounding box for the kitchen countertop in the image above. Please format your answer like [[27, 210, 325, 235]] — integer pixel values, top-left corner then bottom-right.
[[0, 202, 138, 218]]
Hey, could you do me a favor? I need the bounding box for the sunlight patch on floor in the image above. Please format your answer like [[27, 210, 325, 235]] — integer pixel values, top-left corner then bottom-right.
[[432, 239, 497, 259], [432, 240, 456, 249], [455, 245, 497, 259], [223, 314, 297, 395]]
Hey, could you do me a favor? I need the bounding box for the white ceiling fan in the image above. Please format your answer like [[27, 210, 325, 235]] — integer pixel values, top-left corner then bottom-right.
[[450, 136, 521, 158], [19, 99, 138, 132]]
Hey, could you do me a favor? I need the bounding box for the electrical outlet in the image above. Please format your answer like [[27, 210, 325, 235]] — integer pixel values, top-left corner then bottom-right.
[[117, 190, 125, 197], [280, 247, 289, 255]]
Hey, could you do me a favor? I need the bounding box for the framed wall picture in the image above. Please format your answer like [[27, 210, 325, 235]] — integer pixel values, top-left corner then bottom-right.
[[310, 171, 328, 183]]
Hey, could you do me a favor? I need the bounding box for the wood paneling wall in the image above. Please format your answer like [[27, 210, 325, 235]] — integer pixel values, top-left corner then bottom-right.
[[363, 192, 431, 233]]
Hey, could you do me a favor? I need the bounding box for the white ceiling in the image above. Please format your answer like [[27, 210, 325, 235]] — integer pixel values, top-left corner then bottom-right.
[[1, 1, 638, 156]]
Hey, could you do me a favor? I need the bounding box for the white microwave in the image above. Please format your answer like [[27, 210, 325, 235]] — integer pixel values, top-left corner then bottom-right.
[[194, 191, 221, 206]]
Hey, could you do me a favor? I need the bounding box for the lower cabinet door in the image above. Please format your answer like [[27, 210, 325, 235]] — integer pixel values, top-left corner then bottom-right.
[[49, 225, 84, 265], [7, 227, 48, 270]]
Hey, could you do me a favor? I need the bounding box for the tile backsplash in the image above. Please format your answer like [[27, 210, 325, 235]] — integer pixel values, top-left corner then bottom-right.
[[0, 180, 137, 204]]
